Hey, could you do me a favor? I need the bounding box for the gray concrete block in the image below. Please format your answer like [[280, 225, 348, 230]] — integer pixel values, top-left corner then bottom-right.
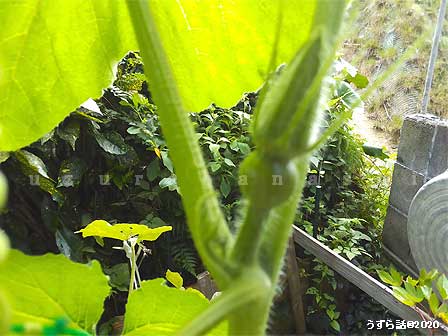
[[388, 162, 425, 214], [428, 120, 448, 179], [397, 114, 438, 174], [382, 206, 413, 264]]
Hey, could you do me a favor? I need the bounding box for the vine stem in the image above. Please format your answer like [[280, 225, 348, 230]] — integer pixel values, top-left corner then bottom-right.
[[125, 0, 233, 288], [230, 201, 268, 265], [178, 269, 269, 336], [128, 243, 137, 295]]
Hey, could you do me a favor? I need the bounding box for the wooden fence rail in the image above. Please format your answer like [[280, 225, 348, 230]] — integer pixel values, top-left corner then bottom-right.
[[292, 225, 448, 335]]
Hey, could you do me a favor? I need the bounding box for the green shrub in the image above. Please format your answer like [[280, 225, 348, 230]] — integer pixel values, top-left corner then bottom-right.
[[292, 65, 395, 332]]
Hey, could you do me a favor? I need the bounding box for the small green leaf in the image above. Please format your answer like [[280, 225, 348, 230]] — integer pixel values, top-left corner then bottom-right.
[[161, 151, 174, 173], [362, 145, 389, 160], [104, 263, 130, 292], [309, 156, 320, 168], [437, 274, 448, 300], [0, 152, 10, 163], [57, 157, 87, 187], [403, 280, 424, 302], [94, 236, 104, 247], [209, 144, 221, 157], [159, 175, 178, 191], [57, 120, 80, 151], [346, 73, 369, 89], [166, 270, 183, 289], [223, 158, 235, 167], [405, 276, 419, 287], [92, 130, 129, 155], [14, 150, 64, 204], [429, 292, 440, 315], [345, 250, 356, 260], [437, 303, 448, 321], [15, 150, 50, 179], [392, 286, 417, 306], [390, 266, 403, 285], [330, 320, 340, 332], [220, 178, 231, 198], [127, 126, 141, 135], [146, 160, 161, 182], [76, 220, 172, 243], [229, 141, 238, 151], [237, 142, 251, 155], [148, 216, 167, 228], [209, 162, 221, 173], [420, 285, 432, 300], [377, 269, 402, 287], [419, 269, 439, 286]]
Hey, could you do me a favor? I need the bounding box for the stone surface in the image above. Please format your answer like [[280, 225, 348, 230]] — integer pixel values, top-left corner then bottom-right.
[[383, 206, 412, 263], [397, 114, 437, 175], [388, 163, 425, 214], [428, 120, 448, 179]]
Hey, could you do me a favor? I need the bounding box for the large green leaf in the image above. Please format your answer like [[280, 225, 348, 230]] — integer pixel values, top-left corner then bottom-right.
[[0, 250, 110, 333], [122, 279, 227, 335], [0, 0, 316, 151], [147, 0, 316, 111], [0, 0, 137, 151]]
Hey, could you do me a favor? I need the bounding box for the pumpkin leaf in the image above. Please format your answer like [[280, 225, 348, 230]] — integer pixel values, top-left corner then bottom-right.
[[122, 279, 226, 335], [0, 1, 317, 152], [166, 270, 183, 289], [76, 220, 172, 243], [0, 250, 109, 332]]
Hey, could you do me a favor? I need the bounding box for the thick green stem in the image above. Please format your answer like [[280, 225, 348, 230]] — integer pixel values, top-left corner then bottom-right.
[[126, 0, 233, 287], [178, 269, 269, 336], [230, 202, 267, 265], [228, 294, 273, 335], [260, 159, 309, 282]]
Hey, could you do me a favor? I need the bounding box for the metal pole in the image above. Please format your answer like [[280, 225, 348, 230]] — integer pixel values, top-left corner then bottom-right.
[[421, 0, 447, 114]]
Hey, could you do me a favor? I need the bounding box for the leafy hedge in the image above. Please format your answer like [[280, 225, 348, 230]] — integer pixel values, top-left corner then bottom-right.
[[0, 52, 253, 282]]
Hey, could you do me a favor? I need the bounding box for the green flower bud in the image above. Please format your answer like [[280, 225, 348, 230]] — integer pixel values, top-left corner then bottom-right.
[[239, 152, 298, 210]]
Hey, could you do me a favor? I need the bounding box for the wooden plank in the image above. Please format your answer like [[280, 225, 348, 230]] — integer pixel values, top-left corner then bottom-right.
[[286, 237, 306, 335], [292, 226, 448, 333]]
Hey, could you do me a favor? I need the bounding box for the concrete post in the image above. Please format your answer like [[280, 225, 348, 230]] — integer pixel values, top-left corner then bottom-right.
[[383, 114, 448, 271]]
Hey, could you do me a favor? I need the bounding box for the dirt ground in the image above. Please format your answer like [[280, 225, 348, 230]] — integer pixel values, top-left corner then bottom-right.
[[350, 107, 397, 153]]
